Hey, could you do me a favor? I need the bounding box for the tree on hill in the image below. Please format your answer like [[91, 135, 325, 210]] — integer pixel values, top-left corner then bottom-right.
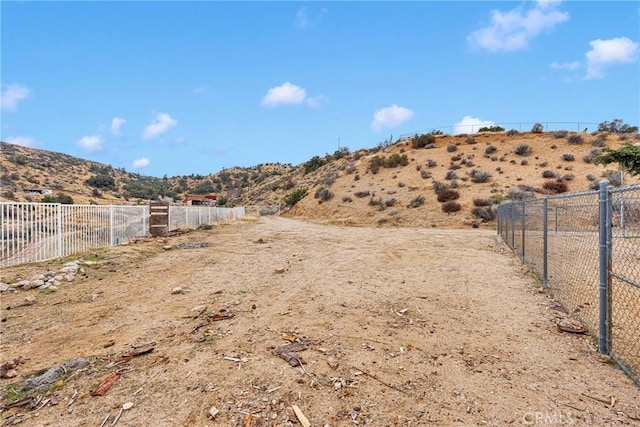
[[597, 119, 638, 134], [593, 142, 640, 176]]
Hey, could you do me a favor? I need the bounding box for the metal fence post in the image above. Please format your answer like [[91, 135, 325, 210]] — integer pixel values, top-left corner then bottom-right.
[[542, 198, 548, 287], [598, 179, 611, 354], [521, 201, 526, 261]]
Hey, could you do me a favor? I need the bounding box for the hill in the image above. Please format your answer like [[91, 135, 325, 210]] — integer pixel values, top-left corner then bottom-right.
[[1, 129, 638, 227]]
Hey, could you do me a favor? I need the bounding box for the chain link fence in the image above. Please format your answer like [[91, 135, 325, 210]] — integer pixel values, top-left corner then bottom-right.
[[497, 183, 640, 388]]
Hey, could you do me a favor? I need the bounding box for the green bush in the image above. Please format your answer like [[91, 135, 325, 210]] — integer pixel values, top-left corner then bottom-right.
[[304, 156, 326, 174], [284, 188, 308, 206], [86, 174, 116, 190], [41, 194, 74, 204], [412, 134, 436, 149], [531, 123, 544, 133], [478, 125, 505, 133]]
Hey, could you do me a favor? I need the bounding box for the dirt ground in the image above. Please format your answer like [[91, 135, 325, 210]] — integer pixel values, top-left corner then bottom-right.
[[1, 216, 639, 426]]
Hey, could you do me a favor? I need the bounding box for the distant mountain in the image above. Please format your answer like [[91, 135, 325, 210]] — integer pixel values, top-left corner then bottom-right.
[[2, 128, 638, 227]]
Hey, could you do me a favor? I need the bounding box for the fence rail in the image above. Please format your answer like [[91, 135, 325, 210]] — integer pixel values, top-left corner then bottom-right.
[[1, 203, 246, 267], [497, 182, 640, 387]]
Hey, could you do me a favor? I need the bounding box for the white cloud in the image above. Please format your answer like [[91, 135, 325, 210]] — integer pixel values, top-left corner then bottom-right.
[[77, 135, 103, 153], [550, 60, 581, 70], [371, 105, 414, 132], [585, 37, 639, 79], [294, 7, 327, 30], [261, 82, 307, 107], [1, 83, 31, 111], [5, 135, 37, 147], [305, 95, 329, 109], [142, 112, 177, 140], [132, 157, 151, 169], [468, 1, 569, 52], [110, 117, 126, 136], [452, 116, 495, 134]]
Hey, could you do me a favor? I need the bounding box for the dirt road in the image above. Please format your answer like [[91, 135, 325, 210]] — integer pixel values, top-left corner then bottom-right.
[[1, 217, 638, 426]]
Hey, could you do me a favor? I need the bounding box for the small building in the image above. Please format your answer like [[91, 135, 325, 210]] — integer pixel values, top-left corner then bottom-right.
[[181, 194, 217, 206]]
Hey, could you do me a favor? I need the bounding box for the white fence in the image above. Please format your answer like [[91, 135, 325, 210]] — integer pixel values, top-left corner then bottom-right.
[[1, 203, 245, 267]]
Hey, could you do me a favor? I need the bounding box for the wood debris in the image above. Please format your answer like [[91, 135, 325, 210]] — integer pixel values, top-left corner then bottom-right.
[[121, 345, 155, 359], [91, 373, 120, 396], [292, 405, 311, 427], [273, 342, 309, 367]]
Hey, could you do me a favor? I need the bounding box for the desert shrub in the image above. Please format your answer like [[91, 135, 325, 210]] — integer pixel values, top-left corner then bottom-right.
[[447, 144, 457, 153], [597, 119, 638, 134], [432, 181, 449, 193], [470, 170, 492, 183], [397, 182, 406, 188], [369, 197, 383, 209], [484, 145, 497, 155], [552, 130, 568, 138], [437, 189, 460, 202], [368, 156, 384, 174], [420, 170, 432, 179], [448, 163, 461, 170], [567, 134, 584, 145], [586, 173, 597, 181], [385, 153, 409, 168], [490, 156, 498, 161], [466, 136, 477, 144], [441, 201, 462, 213], [342, 196, 352, 203], [521, 159, 528, 166], [492, 193, 505, 204], [332, 147, 350, 160], [354, 190, 370, 198], [282, 180, 295, 190], [538, 161, 549, 167], [542, 180, 568, 194], [304, 156, 326, 174], [284, 188, 308, 206], [451, 155, 462, 162], [561, 153, 575, 161], [323, 171, 337, 185], [2, 190, 16, 200], [344, 164, 355, 174], [506, 129, 519, 136], [478, 125, 505, 133], [42, 194, 74, 204], [605, 171, 623, 187], [86, 174, 116, 190], [408, 196, 425, 208], [314, 186, 334, 201], [506, 188, 535, 200], [591, 136, 607, 147], [583, 148, 601, 163], [385, 198, 396, 207], [426, 159, 437, 168], [542, 170, 556, 178], [531, 123, 544, 133], [445, 170, 458, 180], [563, 174, 574, 181], [472, 206, 496, 222], [514, 144, 531, 156], [354, 174, 360, 181], [412, 134, 436, 149], [473, 198, 493, 207]]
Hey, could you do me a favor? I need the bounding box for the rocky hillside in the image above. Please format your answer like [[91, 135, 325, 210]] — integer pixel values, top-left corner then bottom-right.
[[1, 129, 638, 228]]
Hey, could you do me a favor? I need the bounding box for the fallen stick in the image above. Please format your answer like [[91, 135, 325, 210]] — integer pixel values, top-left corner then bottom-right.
[[581, 392, 613, 406], [111, 407, 123, 426], [292, 405, 311, 427], [99, 413, 111, 427], [350, 366, 411, 396]]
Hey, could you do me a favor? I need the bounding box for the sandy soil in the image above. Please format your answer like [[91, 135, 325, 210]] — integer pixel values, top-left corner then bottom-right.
[[1, 217, 639, 426]]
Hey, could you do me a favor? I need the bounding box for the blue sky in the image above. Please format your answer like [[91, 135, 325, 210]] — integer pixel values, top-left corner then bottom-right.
[[1, 1, 639, 177]]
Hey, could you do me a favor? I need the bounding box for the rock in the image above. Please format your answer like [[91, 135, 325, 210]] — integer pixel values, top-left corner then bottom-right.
[[122, 402, 134, 410], [49, 285, 58, 292], [64, 274, 74, 282], [31, 274, 45, 282], [20, 358, 89, 393], [54, 275, 64, 281], [171, 287, 183, 295], [14, 280, 31, 288], [24, 281, 42, 290], [38, 284, 50, 291], [0, 283, 12, 292], [163, 245, 172, 250], [208, 406, 219, 419]]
